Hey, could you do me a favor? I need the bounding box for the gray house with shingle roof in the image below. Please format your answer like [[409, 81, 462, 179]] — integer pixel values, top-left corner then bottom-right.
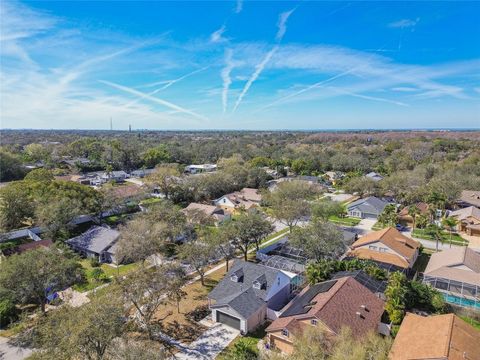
[[208, 260, 292, 333], [66, 226, 120, 263], [347, 196, 389, 219]]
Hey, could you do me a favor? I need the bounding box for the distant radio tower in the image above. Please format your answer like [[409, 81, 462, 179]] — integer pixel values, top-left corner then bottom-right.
[[110, 117, 113, 131], [129, 124, 132, 132]]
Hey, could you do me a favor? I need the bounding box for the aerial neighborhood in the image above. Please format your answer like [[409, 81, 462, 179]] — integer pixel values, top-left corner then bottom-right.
[[0, 130, 479, 360]]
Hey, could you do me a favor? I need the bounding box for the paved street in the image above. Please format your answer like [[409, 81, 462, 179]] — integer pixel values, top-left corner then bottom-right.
[[0, 337, 32, 360]]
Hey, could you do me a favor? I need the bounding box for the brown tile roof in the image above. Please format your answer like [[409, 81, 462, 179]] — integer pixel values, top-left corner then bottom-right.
[[11, 239, 53, 255], [267, 277, 384, 339], [450, 206, 480, 221], [424, 247, 480, 286], [347, 248, 410, 268], [388, 313, 480, 360], [183, 203, 219, 216], [398, 202, 429, 217], [459, 190, 480, 208], [351, 227, 420, 261]]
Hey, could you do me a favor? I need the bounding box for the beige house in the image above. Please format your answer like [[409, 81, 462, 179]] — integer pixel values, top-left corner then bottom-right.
[[213, 188, 262, 214], [449, 206, 480, 237], [457, 190, 480, 208], [422, 247, 480, 308], [266, 276, 385, 354], [347, 227, 420, 270], [389, 313, 480, 360], [182, 202, 228, 225]]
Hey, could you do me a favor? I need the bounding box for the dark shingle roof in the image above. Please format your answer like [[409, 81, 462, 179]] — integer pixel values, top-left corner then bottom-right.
[[209, 260, 282, 317], [66, 226, 119, 254], [347, 196, 388, 214]]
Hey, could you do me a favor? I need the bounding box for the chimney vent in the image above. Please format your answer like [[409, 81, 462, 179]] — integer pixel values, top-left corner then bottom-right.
[[361, 305, 369, 312], [356, 311, 365, 319]]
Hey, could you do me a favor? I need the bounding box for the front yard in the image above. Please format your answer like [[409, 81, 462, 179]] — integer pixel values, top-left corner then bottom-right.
[[412, 228, 469, 246], [217, 323, 269, 360], [328, 215, 361, 226], [152, 265, 226, 343]]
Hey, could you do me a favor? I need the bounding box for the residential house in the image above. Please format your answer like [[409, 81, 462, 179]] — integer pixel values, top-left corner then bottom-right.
[[266, 276, 385, 354], [130, 168, 155, 178], [184, 164, 217, 174], [324, 171, 345, 185], [182, 203, 229, 225], [398, 202, 429, 225], [457, 190, 480, 208], [208, 260, 292, 333], [365, 172, 384, 182], [101, 170, 129, 183], [423, 247, 480, 309], [388, 313, 480, 360], [347, 227, 420, 271], [66, 226, 120, 263], [213, 188, 262, 213], [449, 206, 480, 237], [346, 196, 389, 219]]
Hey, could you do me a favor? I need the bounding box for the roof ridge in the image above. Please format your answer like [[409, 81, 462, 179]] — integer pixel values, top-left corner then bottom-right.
[[445, 313, 455, 358], [313, 277, 349, 315]]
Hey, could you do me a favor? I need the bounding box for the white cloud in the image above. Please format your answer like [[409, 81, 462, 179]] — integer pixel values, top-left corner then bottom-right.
[[235, 0, 243, 14], [232, 9, 295, 113], [210, 25, 227, 43], [276, 9, 295, 42], [389, 18, 420, 29], [221, 49, 235, 113], [391, 87, 418, 92]]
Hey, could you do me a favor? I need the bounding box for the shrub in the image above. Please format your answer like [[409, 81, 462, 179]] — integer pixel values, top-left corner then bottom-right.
[[89, 257, 101, 268], [0, 298, 18, 328]]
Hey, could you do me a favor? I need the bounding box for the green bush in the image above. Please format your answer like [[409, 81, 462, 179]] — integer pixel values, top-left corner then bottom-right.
[[89, 257, 101, 268], [0, 298, 18, 328]]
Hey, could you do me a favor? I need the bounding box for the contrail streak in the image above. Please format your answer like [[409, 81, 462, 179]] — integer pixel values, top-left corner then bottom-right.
[[99, 80, 208, 121]]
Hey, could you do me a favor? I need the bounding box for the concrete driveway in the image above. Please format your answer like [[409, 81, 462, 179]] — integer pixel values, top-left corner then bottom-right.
[[0, 337, 32, 360], [173, 323, 239, 360], [351, 218, 377, 236]]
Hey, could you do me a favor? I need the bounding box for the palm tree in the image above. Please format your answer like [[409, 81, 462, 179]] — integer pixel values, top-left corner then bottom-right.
[[407, 205, 420, 230], [442, 217, 458, 248], [425, 224, 443, 252]]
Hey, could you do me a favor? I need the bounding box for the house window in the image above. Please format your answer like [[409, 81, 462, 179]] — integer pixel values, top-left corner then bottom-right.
[[281, 329, 289, 337], [311, 319, 318, 326], [379, 247, 387, 252], [369, 245, 377, 250], [277, 277, 281, 286]]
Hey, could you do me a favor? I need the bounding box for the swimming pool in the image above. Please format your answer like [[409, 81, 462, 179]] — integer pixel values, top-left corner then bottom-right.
[[443, 294, 480, 310]]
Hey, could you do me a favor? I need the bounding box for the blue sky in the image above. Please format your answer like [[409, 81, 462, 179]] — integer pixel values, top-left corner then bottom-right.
[[1, 1, 479, 130]]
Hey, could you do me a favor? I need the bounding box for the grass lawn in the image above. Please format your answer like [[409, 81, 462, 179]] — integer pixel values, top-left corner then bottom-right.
[[371, 221, 388, 231], [412, 252, 431, 273], [74, 260, 140, 292], [328, 215, 361, 226], [258, 228, 290, 248], [460, 316, 480, 330], [217, 323, 269, 360], [152, 266, 226, 343], [412, 229, 469, 246], [139, 197, 163, 206]]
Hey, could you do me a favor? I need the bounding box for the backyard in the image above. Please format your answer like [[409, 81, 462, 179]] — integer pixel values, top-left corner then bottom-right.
[[74, 260, 140, 292]]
